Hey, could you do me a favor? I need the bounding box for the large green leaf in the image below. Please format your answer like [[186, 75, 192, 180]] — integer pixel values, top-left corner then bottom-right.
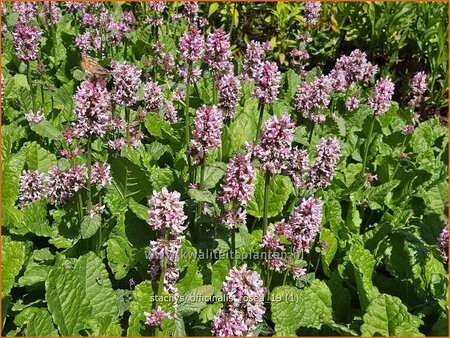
[[107, 216, 138, 279], [19, 200, 54, 237], [45, 266, 92, 335], [177, 285, 214, 317], [73, 252, 119, 320], [1, 239, 27, 297], [272, 280, 334, 336], [247, 172, 293, 218], [2, 147, 27, 207], [348, 244, 380, 311], [80, 214, 102, 239], [361, 294, 423, 336], [320, 228, 338, 277], [29, 120, 63, 141], [26, 141, 57, 172], [24, 309, 58, 336], [109, 157, 152, 201]]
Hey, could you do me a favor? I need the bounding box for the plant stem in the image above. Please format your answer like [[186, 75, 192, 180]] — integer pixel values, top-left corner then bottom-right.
[[262, 173, 270, 236], [361, 113, 376, 174], [231, 225, 236, 267], [125, 107, 130, 144], [308, 119, 315, 144], [391, 135, 409, 180], [255, 101, 265, 142], [86, 137, 93, 210], [155, 234, 168, 336], [194, 163, 206, 241], [185, 63, 193, 182], [77, 192, 84, 222], [27, 63, 36, 113]]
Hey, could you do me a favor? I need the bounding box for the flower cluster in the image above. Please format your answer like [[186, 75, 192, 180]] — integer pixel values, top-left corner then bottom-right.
[[91, 162, 112, 187], [144, 307, 172, 327], [218, 73, 241, 119], [294, 75, 333, 123], [251, 61, 281, 104], [25, 111, 44, 124], [409, 71, 427, 105], [205, 29, 232, 73], [220, 153, 256, 205], [148, 188, 187, 235], [438, 227, 448, 261], [47, 165, 87, 206], [309, 138, 340, 188], [40, 1, 61, 24], [241, 40, 271, 80], [211, 265, 266, 336], [288, 197, 323, 252], [13, 24, 42, 62], [143, 80, 164, 113], [147, 188, 187, 317], [368, 78, 395, 116], [18, 170, 46, 208], [253, 113, 296, 174], [111, 61, 142, 106], [12, 2, 37, 23], [179, 26, 204, 63], [288, 148, 310, 189], [190, 105, 224, 165], [304, 2, 322, 26], [332, 49, 378, 88], [73, 78, 111, 137]]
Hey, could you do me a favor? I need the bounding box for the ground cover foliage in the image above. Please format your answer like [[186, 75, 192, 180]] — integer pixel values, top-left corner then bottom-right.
[[1, 1, 449, 337]]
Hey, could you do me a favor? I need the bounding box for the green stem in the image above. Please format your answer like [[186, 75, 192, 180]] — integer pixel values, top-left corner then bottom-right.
[[125, 107, 130, 144], [361, 113, 376, 174], [155, 233, 168, 336], [86, 137, 93, 210], [185, 63, 193, 182], [263, 173, 270, 236], [77, 192, 84, 222], [255, 101, 265, 142], [391, 135, 409, 180], [231, 226, 236, 267], [49, 5, 56, 66], [308, 120, 315, 144], [27, 63, 36, 113]]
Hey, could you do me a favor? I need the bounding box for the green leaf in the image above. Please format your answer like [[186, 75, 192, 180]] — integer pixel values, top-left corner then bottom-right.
[[109, 157, 152, 202], [247, 172, 293, 218], [25, 309, 58, 336], [128, 198, 150, 222], [365, 180, 400, 210], [45, 266, 92, 335], [29, 120, 62, 140], [18, 265, 49, 287], [20, 200, 54, 237], [199, 303, 223, 324], [144, 113, 178, 143], [80, 214, 102, 239], [74, 252, 119, 320], [320, 228, 338, 277], [348, 244, 380, 311], [222, 98, 260, 157], [177, 262, 203, 294], [2, 147, 27, 207], [272, 280, 334, 336], [177, 285, 214, 317], [211, 259, 231, 293], [1, 239, 27, 297], [361, 294, 423, 336], [188, 189, 219, 211], [107, 216, 137, 280], [26, 141, 57, 172], [202, 162, 227, 189]]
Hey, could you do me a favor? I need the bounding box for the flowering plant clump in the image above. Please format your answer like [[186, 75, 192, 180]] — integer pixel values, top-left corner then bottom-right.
[[1, 2, 448, 337]]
